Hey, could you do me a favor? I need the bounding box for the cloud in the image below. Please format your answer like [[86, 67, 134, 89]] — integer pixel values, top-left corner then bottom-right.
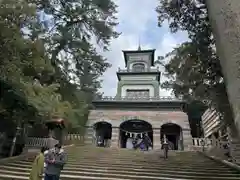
[[100, 0, 188, 97]]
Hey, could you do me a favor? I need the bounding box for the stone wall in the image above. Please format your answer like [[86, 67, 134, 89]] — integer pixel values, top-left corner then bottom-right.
[[85, 109, 192, 150], [87, 109, 190, 129]]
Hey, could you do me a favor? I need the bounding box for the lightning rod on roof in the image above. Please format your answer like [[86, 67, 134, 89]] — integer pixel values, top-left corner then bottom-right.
[[138, 36, 141, 51]]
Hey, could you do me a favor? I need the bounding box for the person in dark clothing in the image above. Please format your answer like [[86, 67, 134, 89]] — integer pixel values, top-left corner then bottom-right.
[[97, 136, 104, 147], [44, 144, 66, 180], [132, 138, 138, 150], [143, 134, 152, 151], [162, 135, 169, 159]]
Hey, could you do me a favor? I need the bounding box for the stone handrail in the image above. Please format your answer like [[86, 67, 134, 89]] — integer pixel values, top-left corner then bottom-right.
[[192, 138, 213, 147], [118, 68, 160, 73], [65, 134, 84, 141], [192, 137, 233, 161], [25, 134, 85, 149], [192, 137, 228, 148], [25, 137, 59, 149], [93, 96, 182, 101], [64, 134, 85, 145]]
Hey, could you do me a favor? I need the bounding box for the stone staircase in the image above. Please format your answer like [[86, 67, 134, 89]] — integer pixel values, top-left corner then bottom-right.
[[231, 140, 240, 164], [0, 145, 239, 180]]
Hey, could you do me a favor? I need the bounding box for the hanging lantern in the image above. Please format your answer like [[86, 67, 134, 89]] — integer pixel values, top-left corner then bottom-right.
[[140, 133, 143, 138], [125, 132, 128, 136]]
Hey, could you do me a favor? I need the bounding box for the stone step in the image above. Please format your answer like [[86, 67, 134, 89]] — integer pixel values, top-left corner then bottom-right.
[[0, 168, 239, 180], [10, 159, 230, 169], [0, 164, 239, 177], [0, 146, 239, 180], [24, 154, 224, 165], [5, 161, 236, 172]]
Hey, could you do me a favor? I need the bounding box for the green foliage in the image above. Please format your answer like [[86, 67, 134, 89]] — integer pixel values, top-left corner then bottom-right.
[[33, 0, 119, 129], [156, 0, 235, 127], [0, 0, 119, 132], [0, 0, 43, 122]]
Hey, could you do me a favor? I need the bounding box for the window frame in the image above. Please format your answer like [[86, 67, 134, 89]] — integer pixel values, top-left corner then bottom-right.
[[132, 63, 145, 72]]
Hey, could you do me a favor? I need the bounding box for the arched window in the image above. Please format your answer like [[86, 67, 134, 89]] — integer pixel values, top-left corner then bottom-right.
[[132, 63, 145, 72]]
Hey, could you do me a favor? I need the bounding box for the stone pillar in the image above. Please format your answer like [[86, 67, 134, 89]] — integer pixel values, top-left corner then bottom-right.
[[84, 127, 94, 145], [153, 128, 161, 149], [182, 129, 192, 151], [111, 127, 119, 148], [179, 129, 184, 151]]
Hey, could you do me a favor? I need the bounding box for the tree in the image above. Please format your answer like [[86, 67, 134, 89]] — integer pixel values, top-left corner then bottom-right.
[[34, 0, 118, 70], [32, 0, 119, 129], [0, 0, 119, 135], [0, 0, 42, 121], [0, 0, 73, 126], [205, 0, 240, 138], [156, 0, 238, 135]]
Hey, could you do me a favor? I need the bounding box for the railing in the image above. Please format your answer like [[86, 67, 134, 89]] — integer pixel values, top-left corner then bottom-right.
[[192, 138, 210, 147], [25, 134, 85, 149], [192, 137, 232, 161], [93, 96, 182, 101], [64, 134, 84, 145], [117, 68, 160, 73], [192, 137, 228, 148], [65, 134, 84, 140], [25, 137, 59, 149]]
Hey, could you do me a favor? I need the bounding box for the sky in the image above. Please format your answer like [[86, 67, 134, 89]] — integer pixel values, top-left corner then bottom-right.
[[100, 0, 188, 97]]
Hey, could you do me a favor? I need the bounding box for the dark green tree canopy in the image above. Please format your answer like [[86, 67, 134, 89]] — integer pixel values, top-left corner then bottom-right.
[[0, 0, 119, 132], [156, 0, 235, 131]]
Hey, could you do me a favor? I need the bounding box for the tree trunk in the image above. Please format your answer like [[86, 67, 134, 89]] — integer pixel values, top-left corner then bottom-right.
[[206, 0, 240, 163], [206, 0, 240, 136]]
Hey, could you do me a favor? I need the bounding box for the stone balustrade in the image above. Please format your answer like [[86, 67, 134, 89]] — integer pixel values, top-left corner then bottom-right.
[[25, 134, 85, 149], [192, 138, 212, 147], [117, 68, 160, 73], [65, 134, 84, 141], [64, 133, 85, 145], [192, 137, 228, 148], [93, 96, 182, 101], [25, 137, 59, 150], [191, 137, 235, 162]]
